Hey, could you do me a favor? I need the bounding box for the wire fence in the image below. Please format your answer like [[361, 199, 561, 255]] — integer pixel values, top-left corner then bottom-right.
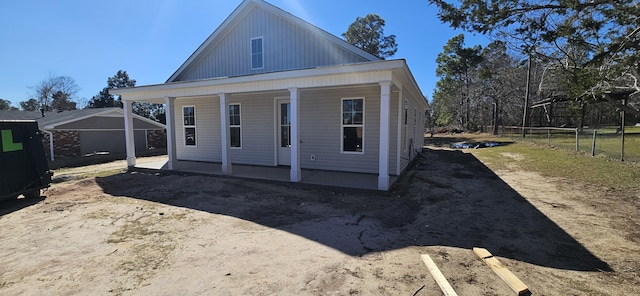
[[498, 126, 640, 163]]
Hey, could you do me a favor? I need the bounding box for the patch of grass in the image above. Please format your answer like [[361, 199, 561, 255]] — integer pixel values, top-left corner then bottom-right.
[[107, 211, 182, 288], [52, 168, 126, 183], [502, 128, 640, 162], [107, 213, 167, 244], [470, 137, 639, 192]]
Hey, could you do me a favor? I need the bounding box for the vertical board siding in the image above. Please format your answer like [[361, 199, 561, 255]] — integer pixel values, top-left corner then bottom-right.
[[228, 93, 277, 166], [176, 6, 370, 82], [300, 86, 380, 174], [175, 96, 221, 162]]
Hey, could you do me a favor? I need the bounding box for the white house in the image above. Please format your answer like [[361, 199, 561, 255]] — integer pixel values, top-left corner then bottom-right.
[[111, 0, 428, 190]]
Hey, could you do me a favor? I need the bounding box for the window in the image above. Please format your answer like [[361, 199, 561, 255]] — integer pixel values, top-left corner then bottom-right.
[[183, 106, 196, 146], [342, 98, 364, 153], [404, 100, 408, 126], [251, 37, 263, 70], [280, 103, 291, 148], [229, 104, 241, 148]]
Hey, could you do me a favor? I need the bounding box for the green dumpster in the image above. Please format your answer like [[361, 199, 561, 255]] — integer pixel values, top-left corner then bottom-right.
[[0, 120, 53, 200]]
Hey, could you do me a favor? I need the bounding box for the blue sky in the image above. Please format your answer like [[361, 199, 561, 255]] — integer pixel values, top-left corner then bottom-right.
[[0, 0, 489, 108]]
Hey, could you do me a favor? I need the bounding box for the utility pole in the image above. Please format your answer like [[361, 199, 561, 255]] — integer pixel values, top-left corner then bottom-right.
[[522, 57, 532, 138]]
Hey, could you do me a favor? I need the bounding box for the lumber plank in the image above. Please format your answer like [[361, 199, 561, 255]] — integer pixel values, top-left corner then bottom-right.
[[473, 247, 493, 259], [421, 254, 458, 296], [473, 247, 530, 296]]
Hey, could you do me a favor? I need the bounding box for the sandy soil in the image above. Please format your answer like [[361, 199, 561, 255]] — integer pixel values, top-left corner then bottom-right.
[[0, 137, 638, 295]]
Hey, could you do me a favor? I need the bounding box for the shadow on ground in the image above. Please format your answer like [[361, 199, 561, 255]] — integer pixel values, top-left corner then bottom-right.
[[95, 148, 610, 272], [0, 195, 45, 217]]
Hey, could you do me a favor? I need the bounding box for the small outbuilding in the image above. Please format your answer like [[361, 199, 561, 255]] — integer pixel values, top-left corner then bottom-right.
[[0, 108, 166, 160]]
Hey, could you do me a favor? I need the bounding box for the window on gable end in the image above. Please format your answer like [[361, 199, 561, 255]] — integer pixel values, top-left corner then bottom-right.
[[251, 37, 263, 70]]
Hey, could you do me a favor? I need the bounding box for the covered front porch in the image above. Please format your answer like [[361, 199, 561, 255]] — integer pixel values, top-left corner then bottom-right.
[[112, 60, 424, 191], [133, 156, 398, 191]]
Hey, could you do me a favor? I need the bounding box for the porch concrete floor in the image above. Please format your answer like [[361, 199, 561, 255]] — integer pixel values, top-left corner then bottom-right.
[[133, 156, 397, 191]]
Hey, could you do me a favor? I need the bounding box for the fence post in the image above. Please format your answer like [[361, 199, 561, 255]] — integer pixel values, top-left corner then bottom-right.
[[591, 129, 597, 157], [575, 128, 579, 151], [547, 128, 551, 146], [621, 98, 626, 162]]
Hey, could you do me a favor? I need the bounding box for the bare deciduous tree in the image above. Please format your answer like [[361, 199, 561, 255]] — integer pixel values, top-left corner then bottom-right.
[[30, 74, 79, 111]]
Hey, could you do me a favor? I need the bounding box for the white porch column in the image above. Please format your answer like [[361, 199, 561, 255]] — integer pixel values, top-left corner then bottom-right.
[[123, 99, 136, 167], [219, 93, 232, 175], [378, 81, 392, 190], [164, 97, 177, 170], [289, 88, 301, 182]]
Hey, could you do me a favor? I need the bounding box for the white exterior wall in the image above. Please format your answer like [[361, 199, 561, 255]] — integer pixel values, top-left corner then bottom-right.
[[228, 92, 278, 166], [299, 86, 381, 174], [175, 96, 221, 162], [169, 85, 404, 175], [398, 88, 427, 172], [388, 92, 399, 175]]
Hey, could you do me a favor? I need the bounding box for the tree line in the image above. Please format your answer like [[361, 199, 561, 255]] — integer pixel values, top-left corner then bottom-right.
[[429, 0, 639, 131], [2, 70, 165, 124]]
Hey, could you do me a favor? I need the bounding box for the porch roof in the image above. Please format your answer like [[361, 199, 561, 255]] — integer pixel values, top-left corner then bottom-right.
[[109, 59, 428, 110]]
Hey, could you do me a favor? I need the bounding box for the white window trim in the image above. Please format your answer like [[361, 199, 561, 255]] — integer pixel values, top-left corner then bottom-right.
[[183, 105, 196, 147], [229, 103, 242, 149], [340, 97, 365, 154], [250, 37, 264, 70]]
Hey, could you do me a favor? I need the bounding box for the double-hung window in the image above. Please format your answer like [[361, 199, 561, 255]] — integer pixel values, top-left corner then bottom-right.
[[229, 104, 241, 148], [341, 98, 364, 153], [250, 37, 263, 70], [183, 106, 196, 146]]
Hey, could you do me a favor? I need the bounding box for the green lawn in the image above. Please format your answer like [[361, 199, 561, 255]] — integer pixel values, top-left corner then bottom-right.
[[501, 126, 640, 162], [449, 133, 640, 195]]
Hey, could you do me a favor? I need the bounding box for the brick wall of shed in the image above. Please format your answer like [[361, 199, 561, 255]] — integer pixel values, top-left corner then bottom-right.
[[42, 130, 81, 158], [147, 130, 166, 149]]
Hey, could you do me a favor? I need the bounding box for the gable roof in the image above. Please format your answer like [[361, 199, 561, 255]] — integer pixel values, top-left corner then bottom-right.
[[0, 108, 165, 130], [0, 110, 41, 121], [167, 0, 380, 83]]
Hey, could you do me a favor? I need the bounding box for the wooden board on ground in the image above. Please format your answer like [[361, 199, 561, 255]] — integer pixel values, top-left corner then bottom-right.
[[473, 247, 531, 296], [420, 254, 458, 296]]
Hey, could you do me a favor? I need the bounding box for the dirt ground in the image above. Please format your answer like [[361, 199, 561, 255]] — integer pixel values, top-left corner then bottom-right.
[[1, 136, 638, 295]]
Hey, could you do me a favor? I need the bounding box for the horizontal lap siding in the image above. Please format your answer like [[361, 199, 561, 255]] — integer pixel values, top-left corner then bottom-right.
[[177, 7, 370, 81], [228, 93, 276, 166], [389, 93, 399, 175], [175, 97, 221, 162], [300, 86, 380, 174], [400, 89, 425, 172]]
